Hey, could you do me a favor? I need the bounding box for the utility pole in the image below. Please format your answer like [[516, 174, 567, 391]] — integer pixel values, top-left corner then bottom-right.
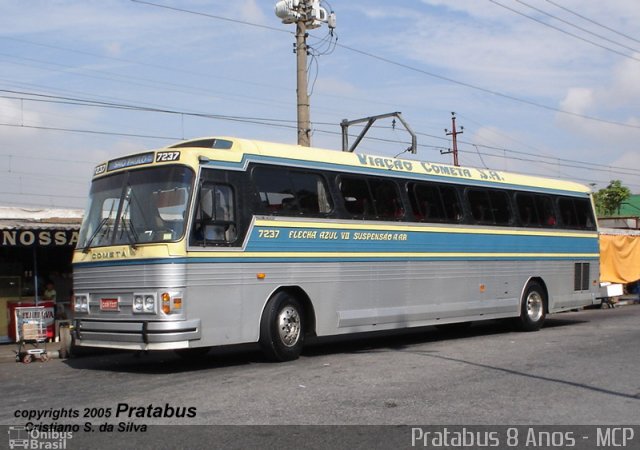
[[443, 112, 463, 166], [295, 18, 311, 147], [275, 0, 336, 147]]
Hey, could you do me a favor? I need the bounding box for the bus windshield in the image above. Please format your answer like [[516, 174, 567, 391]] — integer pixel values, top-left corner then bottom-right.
[[78, 166, 194, 249]]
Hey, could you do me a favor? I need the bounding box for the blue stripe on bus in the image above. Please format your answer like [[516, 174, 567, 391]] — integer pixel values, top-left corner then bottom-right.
[[74, 228, 599, 268], [245, 228, 599, 254]]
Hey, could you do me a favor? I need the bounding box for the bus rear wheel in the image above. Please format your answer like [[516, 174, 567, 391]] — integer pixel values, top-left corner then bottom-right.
[[259, 291, 304, 362], [516, 281, 547, 331]]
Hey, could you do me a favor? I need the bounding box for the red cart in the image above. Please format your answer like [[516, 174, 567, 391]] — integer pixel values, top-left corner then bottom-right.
[[14, 306, 49, 364]]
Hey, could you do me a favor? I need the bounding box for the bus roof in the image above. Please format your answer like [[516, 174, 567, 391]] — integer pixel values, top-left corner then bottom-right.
[[96, 136, 592, 195]]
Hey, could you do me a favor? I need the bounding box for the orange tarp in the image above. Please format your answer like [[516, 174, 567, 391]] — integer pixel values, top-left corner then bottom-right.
[[600, 234, 640, 284]]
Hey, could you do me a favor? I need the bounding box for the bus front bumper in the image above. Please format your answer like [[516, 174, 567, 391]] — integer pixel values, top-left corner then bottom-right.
[[73, 318, 201, 350]]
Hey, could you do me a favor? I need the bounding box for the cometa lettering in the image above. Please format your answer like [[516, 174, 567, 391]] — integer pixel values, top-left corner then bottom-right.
[[91, 250, 129, 260], [421, 162, 473, 178]]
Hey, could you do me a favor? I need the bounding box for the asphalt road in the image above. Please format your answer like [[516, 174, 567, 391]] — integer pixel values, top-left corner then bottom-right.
[[1, 305, 639, 448]]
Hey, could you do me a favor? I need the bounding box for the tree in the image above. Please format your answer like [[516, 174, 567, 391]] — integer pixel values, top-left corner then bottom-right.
[[594, 180, 631, 217]]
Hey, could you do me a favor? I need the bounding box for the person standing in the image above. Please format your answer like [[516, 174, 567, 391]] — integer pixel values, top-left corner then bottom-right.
[[43, 281, 61, 319]]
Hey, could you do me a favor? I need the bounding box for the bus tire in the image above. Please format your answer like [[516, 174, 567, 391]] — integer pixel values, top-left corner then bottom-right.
[[516, 281, 547, 332], [260, 291, 304, 362]]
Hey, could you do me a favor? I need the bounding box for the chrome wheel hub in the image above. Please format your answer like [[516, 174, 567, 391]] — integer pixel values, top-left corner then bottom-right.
[[526, 291, 543, 322], [278, 306, 301, 347]]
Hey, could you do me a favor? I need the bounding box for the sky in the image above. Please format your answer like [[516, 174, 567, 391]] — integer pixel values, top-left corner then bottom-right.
[[1, 0, 639, 210]]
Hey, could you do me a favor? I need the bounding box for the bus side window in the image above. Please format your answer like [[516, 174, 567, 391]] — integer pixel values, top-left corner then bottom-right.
[[192, 184, 237, 245], [252, 167, 295, 214], [290, 171, 333, 215], [467, 188, 512, 226], [468, 189, 492, 224], [370, 179, 403, 220], [488, 190, 512, 225], [557, 197, 595, 230], [440, 185, 462, 222], [535, 195, 556, 227], [252, 166, 333, 217], [558, 197, 577, 228], [339, 176, 373, 217], [410, 183, 441, 222], [575, 198, 596, 230], [516, 193, 541, 227], [409, 182, 462, 223]]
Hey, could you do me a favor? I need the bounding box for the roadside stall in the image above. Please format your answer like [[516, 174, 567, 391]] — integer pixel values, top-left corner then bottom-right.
[[0, 207, 82, 342], [599, 228, 640, 304]]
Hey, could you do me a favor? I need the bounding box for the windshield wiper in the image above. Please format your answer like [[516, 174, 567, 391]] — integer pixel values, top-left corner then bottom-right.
[[82, 216, 114, 253], [119, 199, 139, 250], [82, 201, 116, 252]]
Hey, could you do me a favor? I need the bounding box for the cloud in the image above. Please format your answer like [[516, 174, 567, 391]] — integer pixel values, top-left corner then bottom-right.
[[605, 53, 640, 108], [555, 51, 640, 143], [559, 88, 595, 115], [236, 0, 268, 25]]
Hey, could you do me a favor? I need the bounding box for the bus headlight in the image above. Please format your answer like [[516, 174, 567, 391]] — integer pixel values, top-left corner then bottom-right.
[[161, 291, 183, 315], [73, 295, 89, 313], [144, 295, 155, 312], [133, 293, 156, 314]]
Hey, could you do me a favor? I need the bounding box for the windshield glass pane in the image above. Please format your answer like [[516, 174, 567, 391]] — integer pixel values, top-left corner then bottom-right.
[[78, 166, 194, 249]]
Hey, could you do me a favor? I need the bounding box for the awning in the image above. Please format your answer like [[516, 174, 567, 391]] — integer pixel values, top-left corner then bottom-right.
[[0, 207, 82, 248], [600, 230, 640, 284]]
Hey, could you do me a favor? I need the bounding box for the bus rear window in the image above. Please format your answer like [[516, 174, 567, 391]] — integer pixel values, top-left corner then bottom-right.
[[558, 197, 596, 230]]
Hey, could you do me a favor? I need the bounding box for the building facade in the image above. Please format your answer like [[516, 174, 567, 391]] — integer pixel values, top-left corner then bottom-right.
[[0, 207, 82, 342]]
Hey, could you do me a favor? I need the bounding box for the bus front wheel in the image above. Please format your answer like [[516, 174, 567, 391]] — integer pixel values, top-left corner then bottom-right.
[[516, 281, 547, 331], [259, 291, 304, 362]]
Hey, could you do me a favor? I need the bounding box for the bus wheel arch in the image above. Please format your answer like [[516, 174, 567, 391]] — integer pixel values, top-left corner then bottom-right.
[[516, 278, 548, 332], [259, 287, 315, 362]]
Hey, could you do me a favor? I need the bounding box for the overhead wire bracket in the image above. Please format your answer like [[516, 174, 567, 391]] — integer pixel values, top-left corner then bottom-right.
[[340, 112, 417, 154]]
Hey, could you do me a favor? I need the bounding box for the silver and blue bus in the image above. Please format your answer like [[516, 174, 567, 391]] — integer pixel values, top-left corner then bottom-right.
[[72, 137, 600, 361]]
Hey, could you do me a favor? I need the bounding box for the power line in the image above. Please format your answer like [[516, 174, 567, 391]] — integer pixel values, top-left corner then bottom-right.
[[128, 0, 640, 131], [0, 35, 291, 94], [129, 0, 291, 34], [455, 113, 551, 157], [0, 36, 402, 112], [4, 89, 640, 181], [0, 53, 297, 112], [3, 120, 640, 196], [0, 122, 182, 141], [488, 0, 640, 63], [513, 0, 640, 54], [0, 89, 299, 125], [544, 0, 640, 46], [318, 122, 640, 182], [335, 41, 640, 130]]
